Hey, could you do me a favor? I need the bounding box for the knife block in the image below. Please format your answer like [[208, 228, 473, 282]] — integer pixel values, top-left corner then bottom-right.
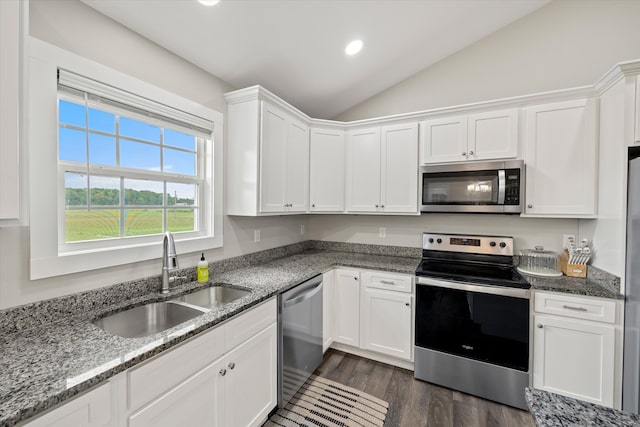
[[560, 250, 587, 278]]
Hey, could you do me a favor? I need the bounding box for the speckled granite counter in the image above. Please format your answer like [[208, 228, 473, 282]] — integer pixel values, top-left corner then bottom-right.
[[520, 265, 622, 300], [0, 240, 622, 426], [525, 388, 640, 426]]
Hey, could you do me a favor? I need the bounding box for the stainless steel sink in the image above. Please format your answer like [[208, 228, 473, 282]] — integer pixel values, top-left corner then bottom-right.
[[93, 301, 208, 338], [174, 285, 251, 310]]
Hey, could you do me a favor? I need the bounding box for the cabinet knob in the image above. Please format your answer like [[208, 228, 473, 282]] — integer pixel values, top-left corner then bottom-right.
[[405, 303, 410, 307], [381, 205, 385, 208], [228, 362, 235, 370], [354, 276, 358, 280], [528, 204, 533, 208], [219, 368, 227, 376], [537, 324, 543, 329], [469, 150, 474, 155], [375, 204, 379, 208], [462, 152, 466, 156], [312, 204, 315, 207]]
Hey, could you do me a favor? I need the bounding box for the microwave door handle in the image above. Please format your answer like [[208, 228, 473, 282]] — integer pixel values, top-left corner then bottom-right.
[[497, 170, 506, 204]]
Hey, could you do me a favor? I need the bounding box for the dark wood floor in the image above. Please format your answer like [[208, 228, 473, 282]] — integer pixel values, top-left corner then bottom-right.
[[313, 350, 536, 427]]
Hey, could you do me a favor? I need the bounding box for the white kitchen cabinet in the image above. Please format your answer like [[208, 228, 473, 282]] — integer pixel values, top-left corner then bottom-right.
[[0, 0, 24, 223], [533, 292, 618, 408], [420, 109, 518, 164], [322, 269, 335, 352], [635, 75, 640, 144], [309, 128, 345, 212], [25, 383, 113, 427], [260, 102, 309, 213], [334, 269, 361, 346], [346, 123, 418, 214], [360, 270, 413, 361], [524, 98, 598, 216]]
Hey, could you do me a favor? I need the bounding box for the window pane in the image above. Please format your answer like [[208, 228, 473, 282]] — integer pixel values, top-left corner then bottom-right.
[[120, 139, 160, 171], [167, 182, 196, 206], [65, 209, 119, 242], [124, 209, 162, 237], [124, 179, 163, 206], [167, 209, 195, 233], [90, 176, 120, 206], [120, 117, 160, 142], [88, 108, 115, 134], [165, 128, 196, 151], [164, 148, 196, 176], [59, 99, 86, 128], [89, 133, 116, 166], [59, 128, 87, 162], [65, 173, 87, 207]]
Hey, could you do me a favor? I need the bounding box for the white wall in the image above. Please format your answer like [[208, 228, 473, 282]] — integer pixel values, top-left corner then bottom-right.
[[334, 0, 640, 121], [0, 0, 309, 309]]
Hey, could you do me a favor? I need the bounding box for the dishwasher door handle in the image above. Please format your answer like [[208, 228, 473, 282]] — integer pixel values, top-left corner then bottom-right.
[[284, 282, 323, 308]]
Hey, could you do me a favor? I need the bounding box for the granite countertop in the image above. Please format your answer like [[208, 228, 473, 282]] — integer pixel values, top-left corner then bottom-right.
[[519, 265, 622, 300], [525, 388, 640, 426], [0, 241, 622, 426]]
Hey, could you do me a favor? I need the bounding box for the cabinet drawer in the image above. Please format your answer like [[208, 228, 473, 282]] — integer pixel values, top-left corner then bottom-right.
[[128, 325, 225, 410], [534, 292, 616, 324], [225, 298, 277, 351], [361, 270, 412, 293]]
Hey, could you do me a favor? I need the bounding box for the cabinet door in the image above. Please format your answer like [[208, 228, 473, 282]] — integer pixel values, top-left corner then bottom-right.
[[224, 323, 277, 427], [309, 129, 345, 212], [129, 361, 222, 427], [346, 128, 381, 212], [524, 99, 597, 216], [285, 119, 309, 212], [420, 116, 468, 164], [533, 314, 615, 407], [260, 102, 288, 213], [0, 0, 21, 221], [635, 75, 640, 144], [380, 123, 419, 213], [360, 288, 412, 361], [468, 108, 518, 161], [26, 383, 112, 427], [322, 270, 335, 352], [334, 269, 360, 346]]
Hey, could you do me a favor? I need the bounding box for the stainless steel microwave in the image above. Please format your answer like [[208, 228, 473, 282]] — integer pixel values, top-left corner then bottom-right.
[[420, 160, 524, 214]]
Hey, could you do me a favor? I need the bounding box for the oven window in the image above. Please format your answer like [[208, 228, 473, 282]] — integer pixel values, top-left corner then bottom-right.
[[415, 285, 529, 371], [422, 170, 498, 205]]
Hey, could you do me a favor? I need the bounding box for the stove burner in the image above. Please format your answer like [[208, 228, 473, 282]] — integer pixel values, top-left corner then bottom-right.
[[415, 258, 530, 289]]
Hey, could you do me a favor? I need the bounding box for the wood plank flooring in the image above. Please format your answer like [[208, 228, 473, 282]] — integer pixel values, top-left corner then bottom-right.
[[313, 350, 536, 427]]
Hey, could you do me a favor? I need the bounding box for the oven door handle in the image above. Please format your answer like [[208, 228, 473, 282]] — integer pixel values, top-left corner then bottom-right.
[[416, 276, 530, 299], [497, 169, 506, 205]]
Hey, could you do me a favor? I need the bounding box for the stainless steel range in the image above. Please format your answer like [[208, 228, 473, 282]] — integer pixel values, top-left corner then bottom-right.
[[414, 232, 531, 410]]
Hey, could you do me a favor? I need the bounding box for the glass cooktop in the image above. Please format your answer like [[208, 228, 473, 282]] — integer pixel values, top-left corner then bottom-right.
[[416, 258, 530, 289]]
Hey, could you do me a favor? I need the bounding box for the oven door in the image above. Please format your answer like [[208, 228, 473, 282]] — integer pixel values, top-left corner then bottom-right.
[[415, 277, 529, 372]]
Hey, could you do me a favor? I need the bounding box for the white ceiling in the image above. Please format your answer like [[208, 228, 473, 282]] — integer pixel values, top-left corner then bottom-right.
[[82, 0, 550, 119]]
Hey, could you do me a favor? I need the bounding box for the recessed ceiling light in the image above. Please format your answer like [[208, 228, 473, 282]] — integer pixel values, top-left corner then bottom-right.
[[198, 0, 220, 6], [345, 40, 363, 56]]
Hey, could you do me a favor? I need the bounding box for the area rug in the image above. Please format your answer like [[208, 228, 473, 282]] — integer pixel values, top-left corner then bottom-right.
[[265, 375, 389, 427]]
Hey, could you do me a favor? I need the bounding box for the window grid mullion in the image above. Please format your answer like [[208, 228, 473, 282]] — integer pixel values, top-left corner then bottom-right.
[[119, 177, 125, 238]]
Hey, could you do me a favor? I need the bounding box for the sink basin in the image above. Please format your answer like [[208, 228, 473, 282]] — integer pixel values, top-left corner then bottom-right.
[[175, 285, 251, 310], [93, 301, 207, 338]]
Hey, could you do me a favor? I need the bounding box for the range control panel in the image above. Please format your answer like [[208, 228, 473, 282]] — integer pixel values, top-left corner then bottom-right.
[[422, 233, 514, 256]]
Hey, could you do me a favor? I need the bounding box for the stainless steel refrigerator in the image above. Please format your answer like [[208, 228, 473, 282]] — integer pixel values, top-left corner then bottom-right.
[[624, 147, 640, 412]]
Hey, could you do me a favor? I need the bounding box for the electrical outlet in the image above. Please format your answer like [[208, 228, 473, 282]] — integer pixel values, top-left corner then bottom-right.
[[563, 234, 575, 249], [379, 227, 386, 238], [254, 229, 261, 243], [300, 224, 305, 235]]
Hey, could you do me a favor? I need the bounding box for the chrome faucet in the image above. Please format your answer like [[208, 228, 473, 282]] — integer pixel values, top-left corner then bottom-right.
[[161, 231, 179, 294]]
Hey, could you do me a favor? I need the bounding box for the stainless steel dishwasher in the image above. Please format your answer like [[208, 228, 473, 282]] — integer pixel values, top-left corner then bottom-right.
[[278, 274, 323, 408]]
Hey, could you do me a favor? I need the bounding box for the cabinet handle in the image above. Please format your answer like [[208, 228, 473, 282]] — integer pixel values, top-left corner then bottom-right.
[[527, 204, 533, 208], [537, 324, 543, 328], [380, 280, 395, 285], [562, 304, 588, 312], [312, 204, 315, 207], [462, 152, 466, 156], [228, 362, 235, 370], [405, 303, 410, 307], [469, 150, 474, 155], [354, 276, 358, 280], [375, 204, 379, 208], [219, 368, 227, 376], [381, 205, 385, 208]]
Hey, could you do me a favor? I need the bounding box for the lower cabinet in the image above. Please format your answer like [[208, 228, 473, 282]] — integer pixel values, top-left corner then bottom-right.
[[331, 268, 414, 364], [322, 269, 335, 352], [533, 292, 619, 408]]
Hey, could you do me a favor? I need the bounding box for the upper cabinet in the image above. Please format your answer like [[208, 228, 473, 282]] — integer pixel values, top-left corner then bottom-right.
[[309, 128, 345, 212], [226, 88, 309, 216], [524, 98, 598, 217], [635, 75, 640, 144], [420, 108, 518, 164], [346, 123, 419, 214], [0, 0, 24, 223]]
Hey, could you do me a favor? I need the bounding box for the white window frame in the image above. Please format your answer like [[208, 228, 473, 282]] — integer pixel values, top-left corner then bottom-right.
[[28, 38, 223, 279]]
